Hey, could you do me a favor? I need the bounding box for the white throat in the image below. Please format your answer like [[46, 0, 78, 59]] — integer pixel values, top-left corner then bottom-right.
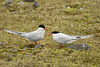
[[38, 27, 45, 31], [37, 27, 45, 39]]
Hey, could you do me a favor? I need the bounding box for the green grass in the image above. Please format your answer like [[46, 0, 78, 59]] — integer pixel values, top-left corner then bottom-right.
[[0, 0, 100, 67]]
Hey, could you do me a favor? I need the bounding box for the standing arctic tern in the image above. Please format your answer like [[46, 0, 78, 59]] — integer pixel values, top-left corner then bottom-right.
[[5, 25, 48, 45], [49, 31, 92, 47]]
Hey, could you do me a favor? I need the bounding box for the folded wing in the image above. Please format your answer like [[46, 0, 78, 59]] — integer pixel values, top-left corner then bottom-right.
[[57, 33, 92, 44]]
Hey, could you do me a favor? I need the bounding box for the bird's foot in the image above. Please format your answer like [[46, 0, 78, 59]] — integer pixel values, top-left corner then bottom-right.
[[59, 45, 64, 48], [34, 42, 39, 45]]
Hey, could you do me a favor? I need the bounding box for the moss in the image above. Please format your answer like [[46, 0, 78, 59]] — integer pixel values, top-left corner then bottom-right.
[[0, 0, 100, 67]]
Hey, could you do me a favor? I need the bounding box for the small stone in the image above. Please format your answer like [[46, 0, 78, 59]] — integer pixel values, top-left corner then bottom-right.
[[34, 45, 43, 48], [65, 2, 82, 9], [24, 55, 30, 57], [67, 43, 92, 50], [3, 0, 12, 5], [80, 7, 83, 10], [23, 47, 28, 50], [24, 0, 34, 2], [13, 48, 18, 52], [10, 11, 16, 13], [0, 42, 3, 45], [33, 1, 39, 8], [0, 42, 5, 47], [10, 54, 15, 57], [67, 6, 71, 9], [29, 52, 33, 55], [4, 6, 7, 8], [17, 1, 24, 5], [0, 42, 7, 48], [14, 44, 18, 47]]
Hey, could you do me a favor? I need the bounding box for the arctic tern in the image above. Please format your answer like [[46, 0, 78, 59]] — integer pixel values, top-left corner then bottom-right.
[[5, 25, 48, 45], [49, 31, 92, 48]]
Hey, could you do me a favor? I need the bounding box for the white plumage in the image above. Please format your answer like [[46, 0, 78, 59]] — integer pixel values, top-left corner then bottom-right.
[[5, 25, 48, 45], [50, 31, 92, 47]]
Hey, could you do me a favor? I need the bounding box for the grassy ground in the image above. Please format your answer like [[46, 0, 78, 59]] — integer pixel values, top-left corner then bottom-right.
[[0, 0, 100, 67]]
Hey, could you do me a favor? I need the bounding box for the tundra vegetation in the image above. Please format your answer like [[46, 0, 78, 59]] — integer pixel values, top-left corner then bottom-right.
[[0, 0, 100, 67]]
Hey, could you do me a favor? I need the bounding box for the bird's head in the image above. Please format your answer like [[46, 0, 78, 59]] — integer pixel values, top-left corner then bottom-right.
[[38, 25, 48, 30], [49, 31, 60, 35]]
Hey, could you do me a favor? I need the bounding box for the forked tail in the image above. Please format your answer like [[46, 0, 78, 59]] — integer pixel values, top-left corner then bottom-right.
[[5, 29, 23, 36]]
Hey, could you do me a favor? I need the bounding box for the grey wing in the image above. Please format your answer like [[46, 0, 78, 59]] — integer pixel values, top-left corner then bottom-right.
[[24, 31, 41, 42], [57, 34, 73, 44], [67, 35, 92, 43], [71, 35, 92, 40]]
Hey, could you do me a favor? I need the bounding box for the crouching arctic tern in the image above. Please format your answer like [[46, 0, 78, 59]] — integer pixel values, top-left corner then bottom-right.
[[5, 25, 48, 45], [49, 31, 92, 48]]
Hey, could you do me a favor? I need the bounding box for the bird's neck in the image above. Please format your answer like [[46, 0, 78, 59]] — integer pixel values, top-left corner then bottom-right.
[[37, 28, 45, 31]]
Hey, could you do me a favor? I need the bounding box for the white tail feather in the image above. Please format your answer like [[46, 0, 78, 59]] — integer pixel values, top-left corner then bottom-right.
[[5, 29, 23, 36], [80, 35, 92, 39]]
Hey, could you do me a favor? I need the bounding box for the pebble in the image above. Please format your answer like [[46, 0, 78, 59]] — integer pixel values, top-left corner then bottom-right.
[[80, 7, 83, 10], [23, 47, 28, 50], [0, 42, 5, 47], [13, 48, 18, 52], [3, 0, 12, 4], [0, 42, 3, 45], [24, 55, 30, 57], [67, 43, 92, 50], [10, 54, 15, 57], [67, 6, 71, 9], [17, 1, 24, 5], [24, 0, 34, 2], [33, 1, 39, 7], [14, 44, 19, 47], [34, 45, 43, 48]]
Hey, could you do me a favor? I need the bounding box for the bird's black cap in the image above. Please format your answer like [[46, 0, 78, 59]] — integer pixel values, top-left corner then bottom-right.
[[38, 25, 45, 28], [52, 31, 60, 34]]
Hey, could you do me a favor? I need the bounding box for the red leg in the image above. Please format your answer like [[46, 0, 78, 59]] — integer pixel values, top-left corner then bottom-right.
[[34, 42, 39, 45], [60, 45, 64, 48]]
